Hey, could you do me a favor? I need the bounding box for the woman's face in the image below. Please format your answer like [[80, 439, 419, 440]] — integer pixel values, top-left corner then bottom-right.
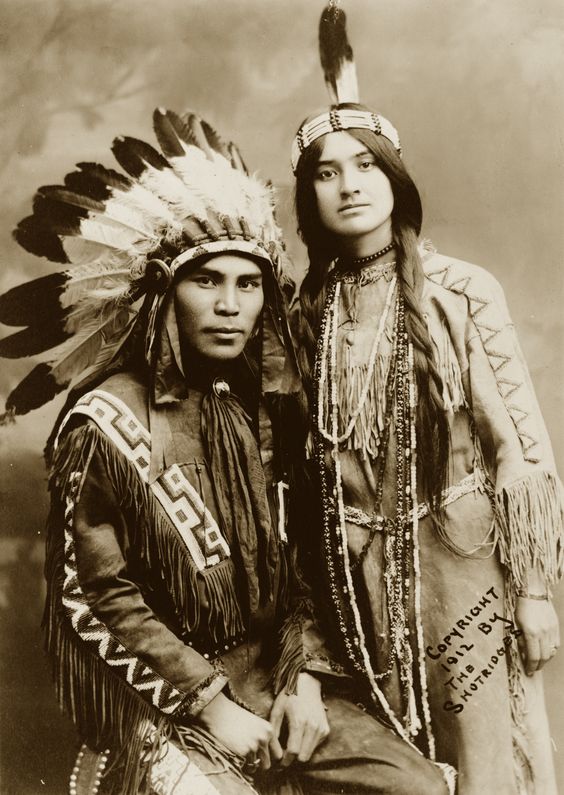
[[312, 131, 394, 246], [174, 254, 264, 361]]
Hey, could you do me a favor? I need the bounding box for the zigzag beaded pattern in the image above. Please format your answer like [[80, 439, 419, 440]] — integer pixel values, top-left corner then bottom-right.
[[426, 260, 541, 463], [62, 390, 231, 570], [61, 476, 185, 714]]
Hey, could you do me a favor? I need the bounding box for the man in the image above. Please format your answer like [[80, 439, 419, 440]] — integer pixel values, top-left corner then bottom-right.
[[0, 108, 448, 794]]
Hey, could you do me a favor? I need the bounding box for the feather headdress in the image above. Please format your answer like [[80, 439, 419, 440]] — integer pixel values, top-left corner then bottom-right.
[[290, 1, 401, 173], [1, 109, 291, 422]]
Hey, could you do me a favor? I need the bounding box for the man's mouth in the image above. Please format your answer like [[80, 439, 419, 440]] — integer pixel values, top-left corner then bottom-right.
[[206, 327, 244, 335]]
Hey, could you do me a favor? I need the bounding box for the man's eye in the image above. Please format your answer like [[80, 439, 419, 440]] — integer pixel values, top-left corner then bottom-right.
[[239, 279, 261, 291], [195, 276, 215, 286]]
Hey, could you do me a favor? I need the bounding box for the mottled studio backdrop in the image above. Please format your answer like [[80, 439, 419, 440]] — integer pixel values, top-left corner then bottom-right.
[[0, 0, 562, 792]]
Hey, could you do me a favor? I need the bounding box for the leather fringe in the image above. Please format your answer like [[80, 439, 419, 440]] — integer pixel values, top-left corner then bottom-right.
[[271, 599, 315, 695], [494, 470, 564, 589], [50, 421, 245, 641], [43, 420, 248, 792]]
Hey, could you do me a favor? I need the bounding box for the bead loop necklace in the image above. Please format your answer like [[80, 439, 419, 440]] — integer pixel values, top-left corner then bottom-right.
[[341, 240, 395, 267]]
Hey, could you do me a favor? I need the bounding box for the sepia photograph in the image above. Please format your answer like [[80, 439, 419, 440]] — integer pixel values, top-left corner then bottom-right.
[[0, 1, 562, 793]]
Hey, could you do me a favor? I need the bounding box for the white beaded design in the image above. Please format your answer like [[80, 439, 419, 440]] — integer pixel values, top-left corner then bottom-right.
[[291, 109, 401, 172], [69, 745, 109, 795]]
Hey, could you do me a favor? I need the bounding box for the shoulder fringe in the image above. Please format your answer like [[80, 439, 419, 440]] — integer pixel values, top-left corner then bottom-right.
[[494, 469, 564, 588], [434, 318, 467, 414]]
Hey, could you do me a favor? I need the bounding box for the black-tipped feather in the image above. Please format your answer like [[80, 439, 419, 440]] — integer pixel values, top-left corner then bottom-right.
[[5, 362, 62, 416], [200, 119, 231, 161], [153, 108, 189, 157], [319, 4, 353, 76], [181, 113, 215, 161], [30, 196, 83, 237], [38, 186, 107, 215], [319, 3, 358, 104], [0, 322, 70, 358], [112, 136, 169, 178], [227, 142, 249, 174], [0, 272, 68, 326], [13, 216, 68, 263], [66, 163, 132, 198]]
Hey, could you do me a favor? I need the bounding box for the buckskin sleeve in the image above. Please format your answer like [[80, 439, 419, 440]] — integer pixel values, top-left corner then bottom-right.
[[463, 279, 564, 590], [52, 420, 228, 721]]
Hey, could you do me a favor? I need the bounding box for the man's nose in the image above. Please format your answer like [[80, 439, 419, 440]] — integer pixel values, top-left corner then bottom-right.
[[214, 286, 239, 315]]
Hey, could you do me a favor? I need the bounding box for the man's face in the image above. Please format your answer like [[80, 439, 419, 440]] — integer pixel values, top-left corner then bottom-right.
[[174, 254, 264, 361]]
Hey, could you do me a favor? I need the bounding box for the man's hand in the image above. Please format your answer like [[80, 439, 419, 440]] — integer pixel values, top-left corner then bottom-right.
[[198, 692, 281, 770], [515, 596, 560, 675], [269, 672, 330, 767]]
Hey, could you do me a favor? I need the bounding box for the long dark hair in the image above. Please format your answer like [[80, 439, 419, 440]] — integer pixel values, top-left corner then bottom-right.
[[295, 104, 450, 517]]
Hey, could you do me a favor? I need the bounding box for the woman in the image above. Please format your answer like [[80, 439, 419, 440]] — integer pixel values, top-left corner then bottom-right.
[[289, 6, 562, 794], [0, 107, 449, 795]]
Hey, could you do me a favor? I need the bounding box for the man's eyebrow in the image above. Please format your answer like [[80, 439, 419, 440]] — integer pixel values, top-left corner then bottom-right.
[[194, 265, 262, 279]]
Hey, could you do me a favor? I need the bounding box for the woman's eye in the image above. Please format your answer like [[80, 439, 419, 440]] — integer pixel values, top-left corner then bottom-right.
[[358, 160, 375, 171], [315, 169, 336, 181]]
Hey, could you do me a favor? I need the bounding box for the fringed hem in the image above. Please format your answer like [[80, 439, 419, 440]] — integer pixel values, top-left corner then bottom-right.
[[44, 608, 171, 795], [495, 470, 564, 588]]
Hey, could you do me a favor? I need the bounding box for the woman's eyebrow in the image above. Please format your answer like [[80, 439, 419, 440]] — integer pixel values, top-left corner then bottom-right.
[[316, 150, 372, 167]]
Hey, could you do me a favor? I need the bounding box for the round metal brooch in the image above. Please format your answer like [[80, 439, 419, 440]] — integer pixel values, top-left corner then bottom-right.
[[212, 377, 230, 399]]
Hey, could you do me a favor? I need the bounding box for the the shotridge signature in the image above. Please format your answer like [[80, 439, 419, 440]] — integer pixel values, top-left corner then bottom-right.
[[424, 586, 523, 713]]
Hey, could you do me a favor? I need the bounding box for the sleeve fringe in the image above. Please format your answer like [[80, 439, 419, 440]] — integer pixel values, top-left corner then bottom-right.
[[495, 470, 564, 588], [271, 600, 313, 695]]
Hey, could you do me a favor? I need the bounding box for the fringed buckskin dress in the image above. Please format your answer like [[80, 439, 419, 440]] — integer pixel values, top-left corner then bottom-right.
[[309, 247, 562, 794]]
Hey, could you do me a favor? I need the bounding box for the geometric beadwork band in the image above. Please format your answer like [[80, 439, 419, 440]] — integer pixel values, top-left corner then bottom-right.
[[291, 109, 401, 173]]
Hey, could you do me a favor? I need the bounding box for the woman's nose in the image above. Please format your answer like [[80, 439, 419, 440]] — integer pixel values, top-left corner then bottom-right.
[[339, 166, 360, 196]]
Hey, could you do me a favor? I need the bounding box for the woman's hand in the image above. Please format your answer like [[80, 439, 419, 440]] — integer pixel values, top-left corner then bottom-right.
[[198, 692, 281, 771], [269, 672, 330, 767], [515, 596, 560, 675]]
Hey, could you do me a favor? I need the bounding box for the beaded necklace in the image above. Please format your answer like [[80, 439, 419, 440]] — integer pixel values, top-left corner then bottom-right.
[[313, 277, 436, 755]]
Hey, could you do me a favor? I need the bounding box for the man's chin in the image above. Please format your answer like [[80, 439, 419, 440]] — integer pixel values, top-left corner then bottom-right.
[[200, 343, 246, 362]]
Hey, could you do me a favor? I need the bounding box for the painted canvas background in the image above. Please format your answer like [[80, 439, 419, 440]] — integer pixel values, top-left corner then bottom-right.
[[0, 0, 562, 791]]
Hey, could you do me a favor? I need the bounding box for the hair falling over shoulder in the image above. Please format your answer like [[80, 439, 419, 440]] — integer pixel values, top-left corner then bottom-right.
[[294, 114, 450, 521]]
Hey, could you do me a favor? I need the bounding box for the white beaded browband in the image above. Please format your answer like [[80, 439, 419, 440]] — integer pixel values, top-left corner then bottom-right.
[[291, 109, 401, 173]]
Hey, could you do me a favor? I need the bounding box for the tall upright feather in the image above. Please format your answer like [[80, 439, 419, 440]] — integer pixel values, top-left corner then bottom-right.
[[319, 2, 359, 104]]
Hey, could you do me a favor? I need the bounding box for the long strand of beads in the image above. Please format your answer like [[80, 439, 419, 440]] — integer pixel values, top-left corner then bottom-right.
[[317, 275, 397, 445], [393, 302, 416, 729], [408, 341, 436, 759], [314, 281, 359, 670], [323, 287, 417, 743]]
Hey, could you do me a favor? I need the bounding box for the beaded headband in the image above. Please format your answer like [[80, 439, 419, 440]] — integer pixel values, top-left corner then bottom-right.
[[291, 109, 401, 173], [291, 3, 401, 173]]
